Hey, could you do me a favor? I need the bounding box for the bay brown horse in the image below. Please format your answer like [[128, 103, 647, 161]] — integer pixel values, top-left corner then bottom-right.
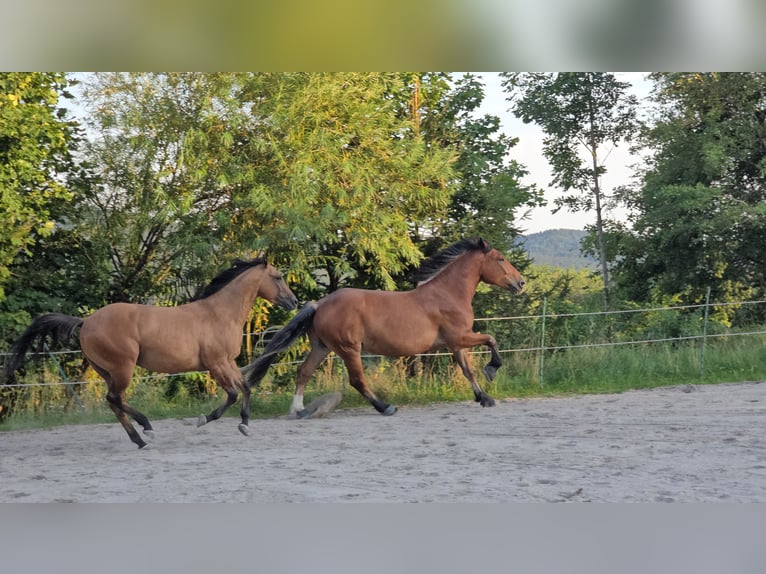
[[245, 238, 525, 417], [4, 259, 297, 448]]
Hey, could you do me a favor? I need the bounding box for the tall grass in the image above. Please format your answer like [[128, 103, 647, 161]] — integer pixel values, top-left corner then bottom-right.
[[2, 332, 765, 432], [497, 332, 766, 396]]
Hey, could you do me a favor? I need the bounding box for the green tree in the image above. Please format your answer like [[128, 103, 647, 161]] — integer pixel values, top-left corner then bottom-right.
[[611, 73, 766, 312], [501, 73, 640, 310], [237, 72, 456, 294], [392, 73, 543, 330], [413, 73, 544, 254], [0, 173, 110, 344], [0, 73, 77, 301], [79, 73, 252, 302]]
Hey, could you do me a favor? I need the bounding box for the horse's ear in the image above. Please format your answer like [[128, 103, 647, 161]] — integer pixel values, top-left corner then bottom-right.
[[477, 237, 492, 253]]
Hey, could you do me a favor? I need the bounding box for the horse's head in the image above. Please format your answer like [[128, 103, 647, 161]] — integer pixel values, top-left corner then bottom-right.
[[260, 264, 299, 310], [477, 239, 526, 294]]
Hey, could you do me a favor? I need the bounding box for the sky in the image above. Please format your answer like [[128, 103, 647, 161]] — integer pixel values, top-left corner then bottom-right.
[[475, 72, 653, 234]]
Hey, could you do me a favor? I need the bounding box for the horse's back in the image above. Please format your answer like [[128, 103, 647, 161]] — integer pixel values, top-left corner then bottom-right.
[[80, 302, 210, 373], [317, 287, 415, 317], [313, 288, 444, 356], [82, 302, 141, 335]]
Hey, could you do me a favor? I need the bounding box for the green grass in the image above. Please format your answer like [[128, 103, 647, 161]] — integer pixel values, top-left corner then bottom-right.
[[495, 332, 766, 398], [2, 333, 765, 432]]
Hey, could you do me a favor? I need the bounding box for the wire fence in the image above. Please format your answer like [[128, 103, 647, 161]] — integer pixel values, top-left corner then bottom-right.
[[2, 293, 766, 392]]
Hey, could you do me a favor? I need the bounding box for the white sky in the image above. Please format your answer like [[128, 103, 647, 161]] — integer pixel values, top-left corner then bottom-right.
[[475, 72, 653, 233]]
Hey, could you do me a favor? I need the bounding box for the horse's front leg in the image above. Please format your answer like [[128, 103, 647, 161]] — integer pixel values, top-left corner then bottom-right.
[[481, 336, 503, 382], [452, 348, 495, 407], [456, 331, 502, 381]]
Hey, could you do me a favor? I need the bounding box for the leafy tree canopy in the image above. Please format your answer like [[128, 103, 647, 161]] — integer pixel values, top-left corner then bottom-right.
[[424, 73, 544, 254], [1, 72, 538, 343], [237, 72, 456, 293], [611, 73, 766, 308], [501, 72, 640, 309], [0, 73, 77, 300]]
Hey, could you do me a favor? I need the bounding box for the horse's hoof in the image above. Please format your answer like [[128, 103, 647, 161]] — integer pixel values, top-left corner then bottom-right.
[[144, 429, 155, 441], [481, 395, 496, 407], [196, 414, 208, 427], [238, 423, 250, 436], [382, 405, 397, 416], [483, 365, 498, 382]]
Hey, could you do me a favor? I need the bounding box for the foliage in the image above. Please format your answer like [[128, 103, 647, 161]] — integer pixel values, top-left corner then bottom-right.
[[413, 73, 544, 255], [611, 73, 766, 311], [0, 212, 110, 344], [500, 73, 640, 308], [75, 72, 455, 303], [77, 73, 255, 303], [235, 72, 456, 295], [391, 73, 543, 324], [0, 73, 78, 301], [2, 73, 536, 331]]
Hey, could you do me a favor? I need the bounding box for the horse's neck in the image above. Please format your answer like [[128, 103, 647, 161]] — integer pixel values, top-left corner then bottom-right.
[[419, 252, 482, 306], [204, 270, 262, 325]]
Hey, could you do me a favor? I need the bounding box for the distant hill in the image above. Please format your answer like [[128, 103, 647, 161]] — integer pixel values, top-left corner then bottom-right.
[[517, 229, 598, 270]]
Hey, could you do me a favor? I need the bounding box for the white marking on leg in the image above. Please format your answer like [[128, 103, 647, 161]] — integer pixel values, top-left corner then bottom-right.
[[290, 393, 305, 416]]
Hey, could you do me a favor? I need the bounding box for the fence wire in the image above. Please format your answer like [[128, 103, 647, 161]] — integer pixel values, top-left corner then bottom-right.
[[2, 298, 766, 388]]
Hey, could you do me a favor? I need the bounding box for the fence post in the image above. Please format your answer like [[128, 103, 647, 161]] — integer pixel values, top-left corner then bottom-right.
[[700, 286, 711, 378], [539, 297, 547, 388]]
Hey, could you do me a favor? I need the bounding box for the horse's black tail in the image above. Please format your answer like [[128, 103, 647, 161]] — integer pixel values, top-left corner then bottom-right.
[[3, 314, 83, 384], [243, 302, 318, 389]]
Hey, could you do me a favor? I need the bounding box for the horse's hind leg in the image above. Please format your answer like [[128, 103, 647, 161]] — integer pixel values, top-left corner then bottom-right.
[[106, 390, 151, 449], [239, 384, 253, 436], [291, 343, 330, 417], [93, 364, 153, 448], [338, 348, 396, 416]]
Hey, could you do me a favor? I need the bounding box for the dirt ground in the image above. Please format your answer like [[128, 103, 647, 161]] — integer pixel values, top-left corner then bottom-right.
[[1, 381, 765, 502]]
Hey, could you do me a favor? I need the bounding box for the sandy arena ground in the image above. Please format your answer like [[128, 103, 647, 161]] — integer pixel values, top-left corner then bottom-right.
[[1, 381, 765, 502]]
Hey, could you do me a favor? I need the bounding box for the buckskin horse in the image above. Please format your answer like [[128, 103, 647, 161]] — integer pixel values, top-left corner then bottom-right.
[[245, 238, 525, 417], [4, 259, 297, 448]]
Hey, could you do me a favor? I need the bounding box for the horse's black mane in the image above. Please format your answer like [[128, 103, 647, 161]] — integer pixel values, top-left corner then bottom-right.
[[193, 258, 268, 300], [414, 238, 491, 285]]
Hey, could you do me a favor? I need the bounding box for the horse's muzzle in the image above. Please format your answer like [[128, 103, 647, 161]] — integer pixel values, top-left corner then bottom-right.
[[279, 294, 299, 310], [509, 279, 526, 293]]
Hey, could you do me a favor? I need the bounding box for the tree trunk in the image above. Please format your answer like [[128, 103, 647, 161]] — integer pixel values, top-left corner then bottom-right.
[[588, 102, 610, 311], [592, 165, 610, 312]]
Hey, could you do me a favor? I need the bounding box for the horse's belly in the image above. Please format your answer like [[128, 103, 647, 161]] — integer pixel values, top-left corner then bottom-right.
[[361, 328, 442, 357], [136, 348, 203, 374]]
